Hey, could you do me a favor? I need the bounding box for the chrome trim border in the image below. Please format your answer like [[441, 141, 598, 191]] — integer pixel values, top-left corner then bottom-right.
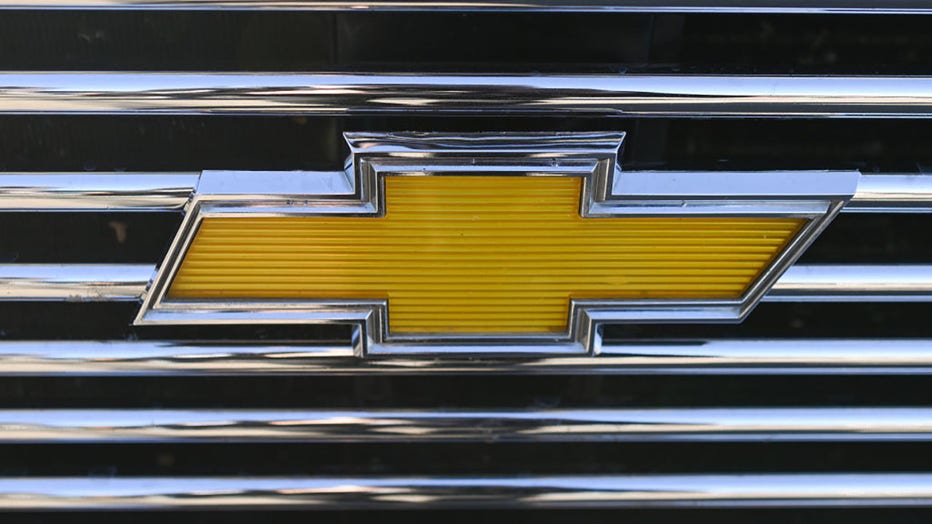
[[135, 132, 858, 356]]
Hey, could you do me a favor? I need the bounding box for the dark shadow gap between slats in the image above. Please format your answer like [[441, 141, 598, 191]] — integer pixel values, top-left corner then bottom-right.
[[0, 12, 928, 75], [0, 442, 928, 476], [3, 375, 932, 408]]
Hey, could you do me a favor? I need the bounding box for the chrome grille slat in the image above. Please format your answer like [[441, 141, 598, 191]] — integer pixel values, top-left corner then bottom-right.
[[0, 264, 152, 301], [5, 407, 932, 442], [1, 339, 932, 375], [3, 474, 932, 510], [850, 174, 932, 212], [0, 173, 198, 211], [767, 265, 932, 302], [0, 73, 931, 117]]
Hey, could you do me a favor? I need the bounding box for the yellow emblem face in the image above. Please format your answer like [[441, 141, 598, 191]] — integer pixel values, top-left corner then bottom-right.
[[137, 132, 857, 355], [169, 176, 803, 335]]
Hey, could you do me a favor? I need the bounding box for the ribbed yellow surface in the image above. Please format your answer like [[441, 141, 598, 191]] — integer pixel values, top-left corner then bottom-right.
[[169, 176, 804, 334]]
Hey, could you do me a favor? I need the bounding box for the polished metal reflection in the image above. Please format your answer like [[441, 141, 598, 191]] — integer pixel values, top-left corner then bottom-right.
[[0, 172, 197, 211], [5, 407, 932, 442], [0, 73, 932, 117], [3, 339, 932, 375], [0, 171, 930, 212], [0, 0, 930, 12], [768, 265, 932, 302], [0, 264, 153, 301], [850, 174, 932, 212], [4, 474, 932, 509]]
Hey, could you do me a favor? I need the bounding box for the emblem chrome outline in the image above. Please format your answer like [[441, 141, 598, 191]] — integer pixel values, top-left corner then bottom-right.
[[135, 132, 859, 356]]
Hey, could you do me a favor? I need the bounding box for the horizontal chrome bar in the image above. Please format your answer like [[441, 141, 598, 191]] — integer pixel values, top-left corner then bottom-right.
[[850, 174, 932, 212], [1, 172, 931, 212], [6, 407, 932, 442], [4, 339, 932, 375], [4, 264, 927, 303], [0, 0, 929, 13], [0, 172, 197, 211], [767, 265, 932, 302], [0, 172, 194, 211], [2, 73, 932, 117], [0, 265, 152, 301], [6, 474, 932, 509]]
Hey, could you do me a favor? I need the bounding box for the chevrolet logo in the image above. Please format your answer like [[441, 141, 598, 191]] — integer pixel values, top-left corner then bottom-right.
[[137, 132, 858, 356]]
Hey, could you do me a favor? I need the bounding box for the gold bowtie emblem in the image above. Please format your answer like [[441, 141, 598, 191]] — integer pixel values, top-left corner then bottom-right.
[[170, 175, 802, 335], [137, 132, 856, 355]]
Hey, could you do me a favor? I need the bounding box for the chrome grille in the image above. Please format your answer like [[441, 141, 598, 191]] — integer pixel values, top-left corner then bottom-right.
[[2, 3, 932, 518]]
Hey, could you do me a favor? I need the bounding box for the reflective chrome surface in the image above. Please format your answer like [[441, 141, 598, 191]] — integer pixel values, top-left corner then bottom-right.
[[2, 73, 932, 117], [4, 474, 932, 509], [4, 339, 932, 375], [0, 0, 929, 13], [0, 172, 197, 211], [0, 264, 153, 301], [1, 171, 930, 212], [850, 174, 932, 212], [5, 407, 932, 442], [768, 265, 932, 302]]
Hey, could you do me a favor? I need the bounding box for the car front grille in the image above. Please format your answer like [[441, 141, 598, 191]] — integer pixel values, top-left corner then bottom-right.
[[2, 3, 932, 520]]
